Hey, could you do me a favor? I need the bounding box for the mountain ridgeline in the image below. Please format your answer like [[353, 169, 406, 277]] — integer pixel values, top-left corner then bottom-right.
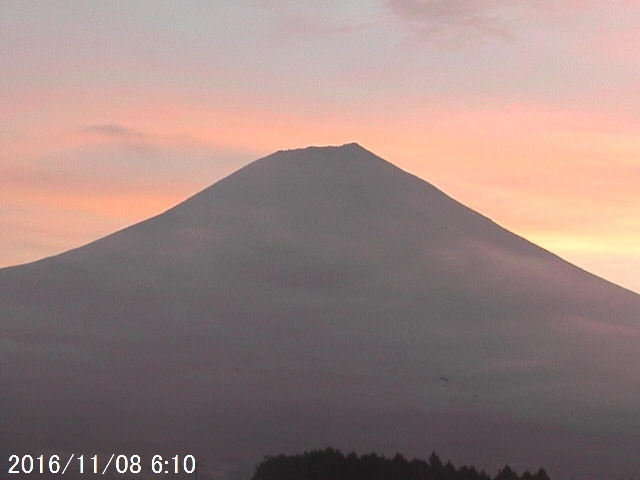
[[1, 144, 639, 479]]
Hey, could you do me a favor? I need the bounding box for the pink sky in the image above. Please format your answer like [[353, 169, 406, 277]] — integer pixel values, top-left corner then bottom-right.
[[1, 1, 639, 293]]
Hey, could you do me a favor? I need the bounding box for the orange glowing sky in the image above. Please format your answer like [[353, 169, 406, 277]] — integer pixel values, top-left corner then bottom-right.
[[1, 1, 639, 293]]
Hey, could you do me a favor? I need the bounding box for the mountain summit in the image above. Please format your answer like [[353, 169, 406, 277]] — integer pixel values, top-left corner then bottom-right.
[[2, 144, 639, 479]]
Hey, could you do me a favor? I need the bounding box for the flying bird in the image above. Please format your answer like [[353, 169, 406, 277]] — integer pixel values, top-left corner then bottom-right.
[[438, 376, 448, 382]]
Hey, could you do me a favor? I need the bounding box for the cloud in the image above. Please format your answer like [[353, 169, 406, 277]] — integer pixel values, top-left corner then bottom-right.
[[81, 123, 143, 138], [78, 123, 161, 156], [384, 0, 626, 45], [386, 0, 515, 44]]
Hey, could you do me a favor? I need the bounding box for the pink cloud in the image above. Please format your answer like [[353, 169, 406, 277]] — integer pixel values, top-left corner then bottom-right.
[[385, 0, 631, 45]]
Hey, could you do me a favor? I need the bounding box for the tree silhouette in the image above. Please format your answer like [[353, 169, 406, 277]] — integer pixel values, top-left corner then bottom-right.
[[251, 448, 550, 480], [495, 465, 520, 480]]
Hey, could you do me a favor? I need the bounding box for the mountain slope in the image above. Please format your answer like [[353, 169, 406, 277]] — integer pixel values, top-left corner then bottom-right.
[[2, 144, 639, 479]]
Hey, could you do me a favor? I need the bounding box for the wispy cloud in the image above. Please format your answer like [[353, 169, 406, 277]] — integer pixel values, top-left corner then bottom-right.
[[81, 124, 143, 138], [386, 0, 515, 44], [384, 0, 623, 45], [80, 123, 160, 154]]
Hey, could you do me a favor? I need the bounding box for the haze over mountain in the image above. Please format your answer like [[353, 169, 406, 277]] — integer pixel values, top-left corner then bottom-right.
[[2, 144, 639, 479]]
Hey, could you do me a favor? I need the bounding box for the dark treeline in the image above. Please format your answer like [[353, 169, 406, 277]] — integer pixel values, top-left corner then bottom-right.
[[252, 447, 551, 480]]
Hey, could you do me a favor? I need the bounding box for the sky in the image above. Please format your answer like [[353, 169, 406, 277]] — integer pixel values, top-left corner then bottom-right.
[[1, 0, 639, 293]]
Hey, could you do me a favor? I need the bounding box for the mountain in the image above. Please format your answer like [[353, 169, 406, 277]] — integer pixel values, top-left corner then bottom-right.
[[2, 143, 639, 479]]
